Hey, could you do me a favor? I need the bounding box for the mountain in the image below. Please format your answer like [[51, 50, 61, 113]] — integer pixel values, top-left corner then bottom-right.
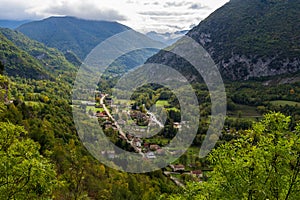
[[146, 30, 188, 45], [0, 31, 50, 79], [0, 28, 77, 81], [0, 20, 30, 29], [17, 16, 131, 60], [147, 0, 300, 81]]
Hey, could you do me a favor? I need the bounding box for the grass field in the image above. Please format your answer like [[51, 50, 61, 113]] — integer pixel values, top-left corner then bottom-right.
[[156, 100, 170, 107], [86, 106, 104, 113], [270, 100, 300, 107], [228, 104, 261, 119]]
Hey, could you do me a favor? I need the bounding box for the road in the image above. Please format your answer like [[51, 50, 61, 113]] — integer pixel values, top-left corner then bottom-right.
[[147, 111, 164, 128], [163, 171, 185, 187], [100, 95, 145, 157]]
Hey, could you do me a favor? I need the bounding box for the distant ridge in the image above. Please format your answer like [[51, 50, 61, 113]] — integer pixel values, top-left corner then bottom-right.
[[0, 20, 30, 29], [17, 16, 130, 59]]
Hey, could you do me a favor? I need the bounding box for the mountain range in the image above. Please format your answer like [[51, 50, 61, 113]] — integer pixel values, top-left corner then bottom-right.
[[16, 16, 165, 73], [147, 0, 300, 81], [146, 30, 188, 45], [1, 0, 300, 82], [0, 20, 30, 29]]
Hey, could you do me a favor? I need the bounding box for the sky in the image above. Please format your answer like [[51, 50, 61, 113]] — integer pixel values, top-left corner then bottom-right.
[[0, 0, 229, 33]]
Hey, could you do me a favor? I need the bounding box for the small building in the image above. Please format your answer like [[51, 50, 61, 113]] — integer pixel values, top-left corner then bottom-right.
[[150, 144, 160, 151], [146, 152, 156, 159], [190, 170, 203, 178], [170, 164, 185, 172], [81, 101, 96, 106], [136, 141, 142, 148], [105, 97, 113, 105], [96, 112, 107, 118], [173, 122, 182, 129]]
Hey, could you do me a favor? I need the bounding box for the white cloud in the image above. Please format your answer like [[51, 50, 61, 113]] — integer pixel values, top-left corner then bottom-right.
[[0, 0, 229, 33]]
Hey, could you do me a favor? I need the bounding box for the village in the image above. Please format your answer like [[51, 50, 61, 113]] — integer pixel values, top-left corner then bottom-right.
[[78, 91, 204, 185]]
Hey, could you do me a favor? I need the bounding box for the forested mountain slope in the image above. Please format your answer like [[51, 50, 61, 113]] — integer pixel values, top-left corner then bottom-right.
[[147, 0, 300, 80], [17, 16, 130, 60]]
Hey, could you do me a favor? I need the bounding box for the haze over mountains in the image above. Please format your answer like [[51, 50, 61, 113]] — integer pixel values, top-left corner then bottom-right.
[[146, 30, 188, 45], [0, 20, 30, 29]]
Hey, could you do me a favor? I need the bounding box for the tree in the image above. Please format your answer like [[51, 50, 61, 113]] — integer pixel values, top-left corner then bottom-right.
[[0, 122, 57, 199], [59, 139, 89, 200], [0, 62, 4, 74], [167, 112, 300, 199]]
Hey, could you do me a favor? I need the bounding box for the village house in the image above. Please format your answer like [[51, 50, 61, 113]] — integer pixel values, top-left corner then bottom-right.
[[173, 122, 182, 129], [146, 152, 156, 159], [135, 141, 142, 148], [190, 170, 203, 178], [105, 97, 113, 105], [170, 164, 185, 172], [96, 112, 107, 118], [150, 144, 160, 151]]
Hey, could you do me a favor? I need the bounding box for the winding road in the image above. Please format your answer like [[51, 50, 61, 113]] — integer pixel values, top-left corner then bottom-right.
[[100, 95, 145, 157]]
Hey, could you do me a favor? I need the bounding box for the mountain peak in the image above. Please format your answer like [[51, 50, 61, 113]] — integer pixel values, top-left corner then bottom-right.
[[148, 0, 300, 81], [17, 17, 131, 59]]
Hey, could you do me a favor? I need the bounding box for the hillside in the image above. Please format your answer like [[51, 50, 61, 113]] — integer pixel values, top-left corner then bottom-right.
[[0, 28, 79, 83], [17, 16, 130, 60], [0, 32, 50, 79], [147, 0, 300, 80]]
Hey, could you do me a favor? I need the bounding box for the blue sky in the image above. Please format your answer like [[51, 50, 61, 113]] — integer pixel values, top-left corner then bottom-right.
[[0, 0, 229, 33]]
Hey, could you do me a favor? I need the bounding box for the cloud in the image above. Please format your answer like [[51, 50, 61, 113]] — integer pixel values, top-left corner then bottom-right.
[[0, 0, 126, 21], [0, 0, 38, 20], [0, 0, 229, 33], [139, 11, 193, 16], [30, 1, 126, 21], [189, 3, 209, 10], [164, 1, 187, 7]]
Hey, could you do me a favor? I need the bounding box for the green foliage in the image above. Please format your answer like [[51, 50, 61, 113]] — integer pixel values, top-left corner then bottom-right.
[[0, 122, 57, 199], [0, 32, 51, 79], [0, 28, 78, 83], [148, 0, 300, 80], [0, 74, 9, 102], [168, 112, 300, 199], [0, 71, 178, 199]]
